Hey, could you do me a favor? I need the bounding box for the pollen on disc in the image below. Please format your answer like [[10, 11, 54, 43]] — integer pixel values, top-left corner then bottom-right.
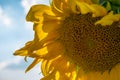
[[59, 13, 120, 72]]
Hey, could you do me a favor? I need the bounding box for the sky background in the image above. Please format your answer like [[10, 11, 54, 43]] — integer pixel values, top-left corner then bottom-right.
[[0, 0, 49, 80]]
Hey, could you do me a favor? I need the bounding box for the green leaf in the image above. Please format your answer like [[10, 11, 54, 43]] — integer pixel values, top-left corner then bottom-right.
[[109, 0, 120, 6]]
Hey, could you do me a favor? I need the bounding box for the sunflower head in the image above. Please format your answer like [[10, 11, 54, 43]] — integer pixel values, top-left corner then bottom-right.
[[14, 0, 120, 80]]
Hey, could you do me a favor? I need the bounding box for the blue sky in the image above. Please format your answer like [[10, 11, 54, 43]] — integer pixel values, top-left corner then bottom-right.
[[0, 0, 49, 80]]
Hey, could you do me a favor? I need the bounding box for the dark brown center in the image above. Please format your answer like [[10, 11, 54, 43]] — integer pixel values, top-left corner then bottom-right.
[[59, 13, 120, 72]]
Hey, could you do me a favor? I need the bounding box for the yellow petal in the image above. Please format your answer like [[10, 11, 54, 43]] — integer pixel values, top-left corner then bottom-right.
[[51, 0, 70, 16], [52, 0, 69, 11], [68, 0, 92, 13], [50, 56, 70, 72], [51, 1, 64, 16], [34, 31, 59, 50], [42, 18, 61, 32], [85, 72, 103, 80], [44, 42, 64, 59], [76, 67, 86, 79], [25, 58, 41, 73], [33, 23, 48, 41], [14, 41, 33, 56], [41, 60, 48, 76], [14, 40, 45, 57], [52, 0, 64, 11], [76, 2, 107, 17], [41, 59, 55, 76], [14, 49, 28, 56], [95, 11, 120, 26], [90, 4, 107, 17], [41, 70, 57, 80], [26, 4, 55, 23], [56, 71, 70, 80], [69, 71, 77, 80], [109, 64, 120, 80], [76, 2, 92, 14], [68, 0, 80, 13], [14, 50, 28, 56], [78, 0, 93, 4], [70, 0, 92, 14], [41, 53, 62, 76], [101, 71, 110, 80], [35, 46, 48, 56], [32, 41, 63, 60]]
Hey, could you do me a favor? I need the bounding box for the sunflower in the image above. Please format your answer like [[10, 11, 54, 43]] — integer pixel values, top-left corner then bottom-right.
[[14, 0, 120, 80]]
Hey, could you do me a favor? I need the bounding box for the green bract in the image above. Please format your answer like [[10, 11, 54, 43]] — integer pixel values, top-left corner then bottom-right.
[[100, 0, 120, 13]]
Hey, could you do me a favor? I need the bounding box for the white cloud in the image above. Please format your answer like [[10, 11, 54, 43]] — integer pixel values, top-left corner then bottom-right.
[[0, 6, 13, 27], [21, 0, 49, 13], [24, 21, 34, 31], [0, 63, 43, 80], [0, 56, 22, 70], [0, 56, 43, 80]]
